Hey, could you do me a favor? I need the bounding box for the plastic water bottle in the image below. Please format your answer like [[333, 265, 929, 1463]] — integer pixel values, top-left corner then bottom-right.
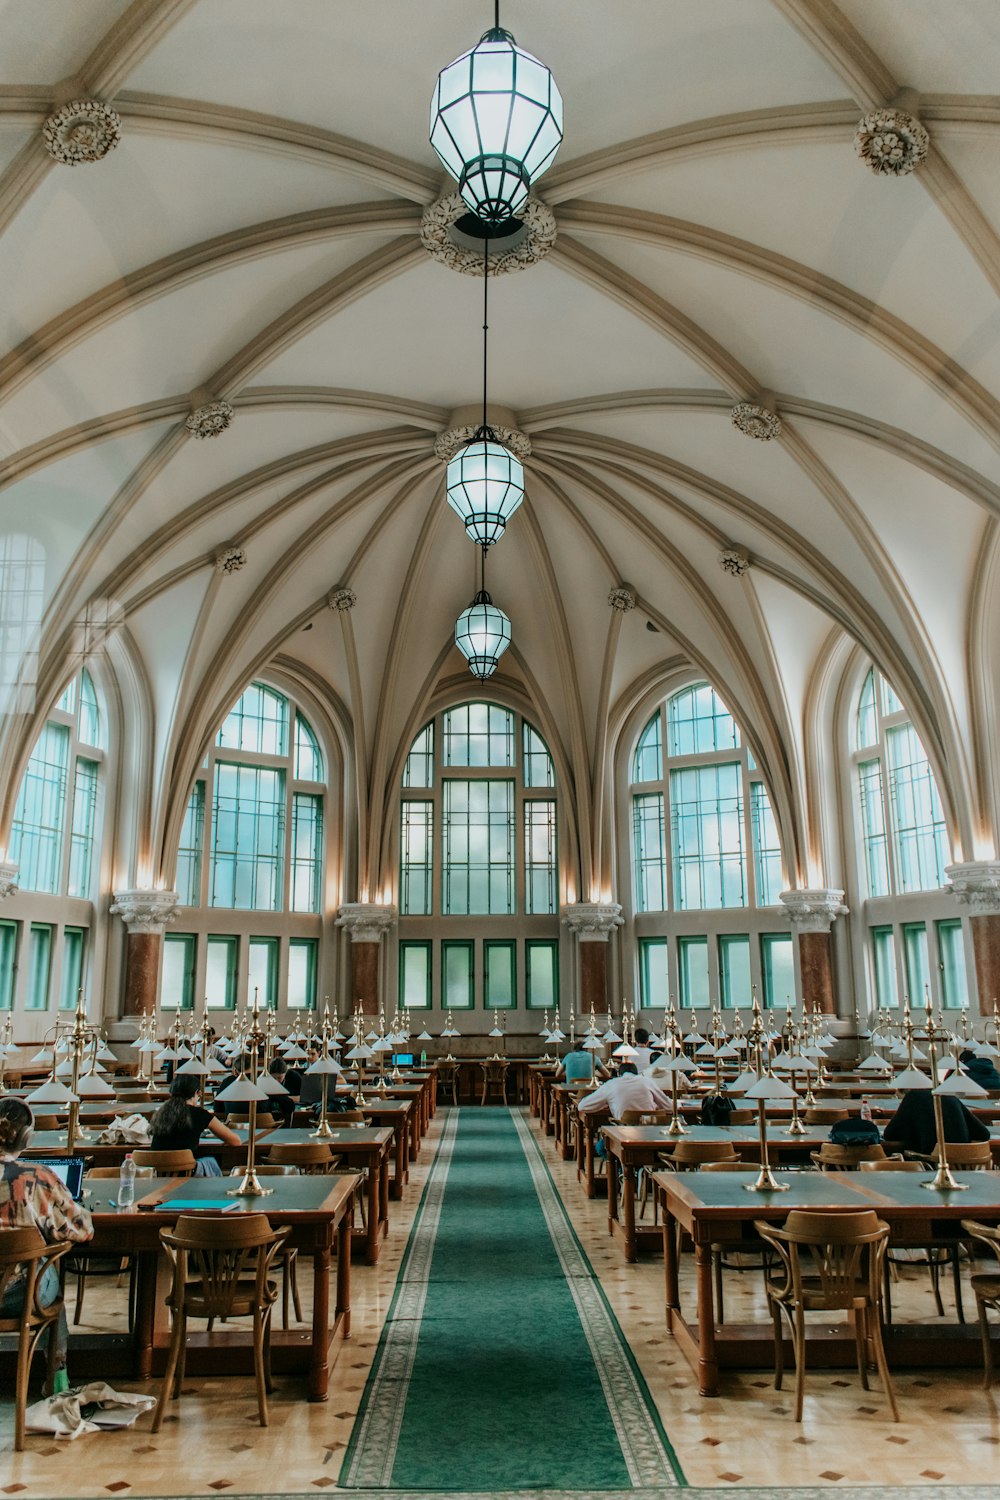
[[118, 1153, 136, 1208], [859, 1096, 873, 1123]]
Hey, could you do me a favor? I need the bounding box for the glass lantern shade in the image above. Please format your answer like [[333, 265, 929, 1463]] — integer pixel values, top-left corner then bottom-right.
[[430, 28, 563, 224], [446, 435, 524, 547], [455, 589, 512, 679]]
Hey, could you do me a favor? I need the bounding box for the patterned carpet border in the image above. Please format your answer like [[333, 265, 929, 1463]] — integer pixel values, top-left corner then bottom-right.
[[118, 1488, 1000, 1499]]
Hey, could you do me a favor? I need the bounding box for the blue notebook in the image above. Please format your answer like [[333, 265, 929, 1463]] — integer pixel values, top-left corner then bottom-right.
[[153, 1198, 243, 1212]]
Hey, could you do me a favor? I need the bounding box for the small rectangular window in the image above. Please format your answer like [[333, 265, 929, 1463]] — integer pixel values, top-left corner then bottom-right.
[[26, 924, 53, 1010], [162, 933, 196, 1011], [0, 920, 18, 1009], [760, 932, 794, 1009], [399, 940, 432, 1010], [638, 937, 669, 1010], [248, 936, 279, 1009], [750, 782, 782, 906], [288, 938, 317, 1010], [441, 939, 474, 1009], [632, 793, 666, 912], [177, 782, 205, 906], [67, 758, 98, 898], [937, 919, 969, 1010], [484, 939, 516, 1009], [522, 724, 554, 787], [290, 792, 323, 913], [402, 723, 434, 788], [677, 935, 709, 1009], [858, 759, 889, 898], [205, 934, 238, 1009], [524, 799, 557, 914], [902, 921, 929, 1004], [526, 940, 558, 1010], [59, 927, 86, 1011], [400, 800, 433, 916], [719, 933, 752, 1007], [871, 925, 897, 1009]]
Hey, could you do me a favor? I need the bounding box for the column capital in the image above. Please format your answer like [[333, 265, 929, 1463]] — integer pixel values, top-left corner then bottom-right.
[[336, 902, 398, 942], [560, 901, 624, 942], [109, 888, 180, 934], [0, 859, 19, 900], [779, 888, 848, 933], [945, 861, 1000, 915]]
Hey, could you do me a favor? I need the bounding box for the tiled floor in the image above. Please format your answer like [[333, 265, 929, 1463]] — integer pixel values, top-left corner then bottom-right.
[[2, 1108, 1000, 1493]]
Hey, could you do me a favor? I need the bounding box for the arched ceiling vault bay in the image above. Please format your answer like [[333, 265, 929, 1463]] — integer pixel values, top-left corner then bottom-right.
[[1, 0, 999, 896]]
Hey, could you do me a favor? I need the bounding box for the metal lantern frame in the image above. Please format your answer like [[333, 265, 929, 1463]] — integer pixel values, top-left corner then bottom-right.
[[430, 22, 563, 225], [446, 430, 525, 547], [455, 586, 512, 680]]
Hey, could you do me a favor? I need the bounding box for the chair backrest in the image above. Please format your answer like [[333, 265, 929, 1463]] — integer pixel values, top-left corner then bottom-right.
[[670, 1139, 740, 1166], [804, 1107, 849, 1125], [132, 1148, 197, 1175], [230, 1163, 300, 1176], [159, 1212, 288, 1318], [812, 1142, 886, 1169], [726, 1109, 755, 1125], [701, 1160, 762, 1172], [32, 1114, 61, 1131], [858, 1157, 918, 1172], [226, 1112, 276, 1131], [0, 1225, 68, 1319], [482, 1060, 508, 1082], [933, 1140, 992, 1168], [88, 1164, 155, 1179], [962, 1218, 1000, 1265], [757, 1209, 889, 1305], [267, 1142, 334, 1171], [618, 1109, 673, 1126]]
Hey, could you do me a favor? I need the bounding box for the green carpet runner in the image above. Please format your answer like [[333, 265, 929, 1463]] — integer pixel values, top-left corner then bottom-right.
[[341, 1107, 683, 1491]]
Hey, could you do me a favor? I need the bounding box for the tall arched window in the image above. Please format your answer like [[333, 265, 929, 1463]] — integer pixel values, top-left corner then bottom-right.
[[626, 681, 790, 1011], [0, 533, 44, 715], [166, 682, 326, 1013], [9, 667, 104, 898], [396, 701, 559, 1013]]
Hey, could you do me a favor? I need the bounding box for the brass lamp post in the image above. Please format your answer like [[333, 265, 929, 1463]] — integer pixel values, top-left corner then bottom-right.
[[743, 1072, 798, 1191]]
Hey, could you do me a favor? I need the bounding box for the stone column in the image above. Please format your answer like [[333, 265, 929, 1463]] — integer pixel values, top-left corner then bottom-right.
[[336, 903, 398, 1017], [561, 903, 624, 1018], [945, 861, 1000, 1015], [779, 888, 848, 1015], [109, 889, 181, 1020], [0, 860, 19, 900]]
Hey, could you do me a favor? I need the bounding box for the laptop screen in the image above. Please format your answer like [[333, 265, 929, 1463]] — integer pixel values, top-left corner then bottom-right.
[[32, 1157, 85, 1201], [391, 1053, 414, 1067]]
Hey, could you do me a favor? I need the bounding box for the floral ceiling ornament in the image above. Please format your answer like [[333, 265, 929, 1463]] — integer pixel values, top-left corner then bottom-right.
[[185, 400, 234, 439], [608, 585, 637, 612], [420, 193, 557, 277], [731, 401, 782, 442], [214, 545, 247, 576], [718, 548, 750, 578], [434, 423, 531, 464], [328, 586, 357, 612], [854, 107, 929, 177], [42, 99, 122, 164]]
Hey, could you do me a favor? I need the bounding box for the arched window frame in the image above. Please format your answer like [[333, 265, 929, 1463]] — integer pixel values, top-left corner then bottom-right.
[[393, 700, 562, 1014]]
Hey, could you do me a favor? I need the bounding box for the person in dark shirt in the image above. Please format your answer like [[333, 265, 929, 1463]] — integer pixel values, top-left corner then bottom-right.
[[882, 1088, 990, 1157], [149, 1075, 241, 1155], [960, 1049, 1000, 1091], [266, 1057, 295, 1124]]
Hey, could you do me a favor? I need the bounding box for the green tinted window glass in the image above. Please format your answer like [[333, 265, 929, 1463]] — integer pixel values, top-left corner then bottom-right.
[[760, 932, 793, 1010], [294, 714, 322, 782], [443, 703, 514, 767], [248, 936, 279, 1009], [59, 927, 85, 1011], [442, 940, 474, 1009], [442, 780, 514, 915], [403, 723, 434, 788], [205, 935, 238, 1009], [26, 924, 52, 1010], [526, 940, 558, 1010], [632, 713, 662, 783], [400, 801, 433, 916], [288, 938, 317, 1010], [902, 922, 929, 1004], [871, 926, 897, 1009], [177, 782, 205, 906], [668, 683, 739, 757], [210, 762, 285, 910], [0, 921, 16, 1009], [10, 722, 69, 893], [632, 793, 665, 912], [162, 933, 195, 1011], [399, 941, 432, 1010], [670, 762, 746, 910], [290, 793, 323, 913], [678, 936, 709, 1009], [750, 782, 782, 905], [523, 724, 555, 788], [217, 682, 289, 756], [937, 920, 969, 1010], [638, 937, 668, 1010], [719, 934, 752, 1007], [484, 940, 516, 1009]]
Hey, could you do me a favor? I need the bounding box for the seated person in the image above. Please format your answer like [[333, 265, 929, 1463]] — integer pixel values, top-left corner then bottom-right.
[[577, 1062, 670, 1121], [0, 1097, 94, 1390], [960, 1048, 1000, 1092], [296, 1045, 324, 1107], [266, 1057, 296, 1124], [631, 1027, 654, 1074], [149, 1075, 242, 1171], [882, 1087, 990, 1157], [552, 1042, 609, 1085]]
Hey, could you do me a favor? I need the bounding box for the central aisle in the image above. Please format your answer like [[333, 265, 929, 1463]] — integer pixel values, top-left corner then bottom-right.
[[341, 1107, 681, 1491]]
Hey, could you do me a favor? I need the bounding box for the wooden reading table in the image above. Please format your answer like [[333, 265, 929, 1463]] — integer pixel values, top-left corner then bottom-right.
[[257, 1125, 391, 1264]]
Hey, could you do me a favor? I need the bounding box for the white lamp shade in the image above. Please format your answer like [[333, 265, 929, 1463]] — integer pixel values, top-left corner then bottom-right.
[[549, 1028, 565, 1042], [858, 1054, 892, 1072], [346, 1043, 375, 1061], [446, 438, 525, 547], [372, 1037, 394, 1053], [306, 1056, 344, 1077], [215, 1075, 270, 1104], [715, 1042, 740, 1059], [26, 1079, 79, 1105], [602, 1029, 621, 1044], [731, 1068, 763, 1093], [775, 1053, 817, 1072], [416, 1030, 433, 1042], [613, 1042, 638, 1060], [258, 1073, 290, 1095], [893, 1067, 932, 1090], [934, 1070, 987, 1097], [745, 1073, 799, 1101], [650, 1055, 696, 1075], [455, 590, 512, 679], [282, 1044, 308, 1061], [29, 1049, 52, 1065], [157, 1046, 180, 1061], [55, 1059, 75, 1077], [582, 1037, 604, 1051], [174, 1057, 210, 1077], [76, 1071, 116, 1098], [430, 26, 563, 223]]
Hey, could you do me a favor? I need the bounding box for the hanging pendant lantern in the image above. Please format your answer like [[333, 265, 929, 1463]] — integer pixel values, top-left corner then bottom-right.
[[455, 588, 512, 680], [446, 429, 524, 547], [430, 25, 563, 225]]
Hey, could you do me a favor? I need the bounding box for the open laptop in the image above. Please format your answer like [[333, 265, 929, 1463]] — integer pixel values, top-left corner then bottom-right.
[[391, 1053, 414, 1067], [32, 1157, 85, 1201]]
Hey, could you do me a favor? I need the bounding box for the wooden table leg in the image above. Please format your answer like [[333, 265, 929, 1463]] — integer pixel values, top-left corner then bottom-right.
[[607, 1150, 619, 1235], [379, 1153, 389, 1229], [336, 1217, 352, 1340], [663, 1193, 680, 1320], [396, 1125, 408, 1190], [409, 1109, 419, 1162], [622, 1163, 637, 1263], [366, 1162, 379, 1265], [309, 1241, 331, 1402], [695, 1239, 720, 1397], [131, 1249, 157, 1380]]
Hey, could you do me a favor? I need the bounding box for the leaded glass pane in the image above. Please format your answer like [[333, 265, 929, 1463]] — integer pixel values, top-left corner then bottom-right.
[[217, 682, 288, 757], [856, 669, 878, 750], [670, 763, 745, 910], [632, 712, 662, 783], [162, 933, 195, 1010], [484, 940, 516, 1008], [858, 759, 889, 898], [288, 938, 317, 1009], [750, 782, 782, 905], [667, 683, 739, 757], [880, 675, 904, 717], [526, 940, 558, 1010], [177, 783, 205, 906], [400, 801, 433, 916], [67, 758, 98, 899], [403, 723, 434, 788], [937, 920, 969, 1010], [678, 935, 709, 1008], [523, 724, 554, 787], [0, 921, 16, 1009], [294, 714, 322, 782], [442, 779, 514, 915], [442, 940, 474, 1009], [885, 725, 948, 892], [639, 937, 668, 1010], [524, 799, 557, 914], [79, 669, 101, 748], [0, 534, 44, 716], [291, 793, 323, 913], [632, 793, 666, 912], [719, 934, 752, 1007], [59, 928, 85, 1011], [760, 932, 793, 1009], [399, 941, 432, 1009], [871, 926, 897, 1009], [443, 702, 515, 767], [210, 762, 285, 910], [10, 722, 69, 894]]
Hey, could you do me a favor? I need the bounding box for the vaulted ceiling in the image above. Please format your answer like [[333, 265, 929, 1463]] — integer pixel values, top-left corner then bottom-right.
[[1, 0, 999, 895]]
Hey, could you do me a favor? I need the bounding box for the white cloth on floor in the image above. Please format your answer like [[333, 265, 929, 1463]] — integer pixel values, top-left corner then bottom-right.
[[26, 1382, 155, 1439]]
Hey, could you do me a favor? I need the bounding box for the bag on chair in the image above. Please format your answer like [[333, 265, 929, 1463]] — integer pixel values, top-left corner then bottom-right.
[[701, 1094, 735, 1127], [829, 1116, 881, 1145]]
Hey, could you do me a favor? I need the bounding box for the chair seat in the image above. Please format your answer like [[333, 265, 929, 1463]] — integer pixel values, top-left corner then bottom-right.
[[970, 1273, 1000, 1303], [167, 1277, 279, 1320]]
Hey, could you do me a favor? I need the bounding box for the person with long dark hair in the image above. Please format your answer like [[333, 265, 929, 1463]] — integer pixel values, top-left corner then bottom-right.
[[149, 1075, 241, 1156], [0, 1097, 93, 1388]]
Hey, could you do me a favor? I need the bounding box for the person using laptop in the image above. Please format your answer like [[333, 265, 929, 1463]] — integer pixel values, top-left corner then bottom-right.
[[0, 1097, 94, 1391], [149, 1074, 242, 1173]]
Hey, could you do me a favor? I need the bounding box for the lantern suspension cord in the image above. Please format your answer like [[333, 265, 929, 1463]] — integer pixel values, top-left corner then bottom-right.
[[482, 233, 489, 434], [494, 1, 500, 32]]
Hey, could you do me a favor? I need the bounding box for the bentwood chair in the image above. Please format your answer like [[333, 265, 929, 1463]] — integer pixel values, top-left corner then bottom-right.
[[859, 1159, 961, 1320], [0, 1226, 74, 1450], [151, 1213, 290, 1430], [132, 1148, 197, 1175], [755, 1209, 899, 1422], [266, 1142, 336, 1173], [31, 1114, 61, 1132], [960, 1220, 1000, 1387], [803, 1107, 849, 1126], [480, 1060, 509, 1106], [810, 1142, 888, 1170], [70, 1165, 153, 1325], [931, 1141, 993, 1170], [229, 1165, 302, 1325], [436, 1060, 459, 1108]]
